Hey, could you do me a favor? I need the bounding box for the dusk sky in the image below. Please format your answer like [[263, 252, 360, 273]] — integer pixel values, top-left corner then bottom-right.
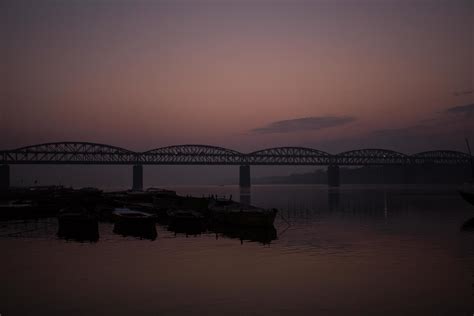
[[2, 0, 473, 154]]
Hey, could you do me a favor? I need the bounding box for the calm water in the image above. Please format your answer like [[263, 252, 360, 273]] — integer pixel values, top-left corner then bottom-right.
[[1, 185, 473, 316]]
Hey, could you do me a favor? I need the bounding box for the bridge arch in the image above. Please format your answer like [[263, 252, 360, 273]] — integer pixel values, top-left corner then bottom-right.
[[411, 150, 470, 164], [14, 141, 134, 154], [247, 147, 332, 165], [336, 148, 408, 165], [7, 142, 137, 164], [141, 144, 243, 164]]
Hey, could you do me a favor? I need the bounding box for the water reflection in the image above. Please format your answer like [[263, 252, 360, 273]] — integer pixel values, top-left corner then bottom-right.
[[113, 222, 157, 240], [327, 188, 340, 211], [210, 223, 277, 245], [57, 220, 99, 243], [167, 220, 207, 236], [239, 186, 251, 205]]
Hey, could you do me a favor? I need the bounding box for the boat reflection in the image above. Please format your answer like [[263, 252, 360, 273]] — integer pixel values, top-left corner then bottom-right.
[[167, 221, 207, 236], [57, 219, 99, 243], [113, 222, 157, 240], [165, 220, 277, 244], [209, 223, 277, 245], [57, 206, 99, 242]]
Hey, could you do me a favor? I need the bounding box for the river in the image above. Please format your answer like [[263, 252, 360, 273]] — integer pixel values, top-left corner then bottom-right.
[[1, 184, 473, 315]]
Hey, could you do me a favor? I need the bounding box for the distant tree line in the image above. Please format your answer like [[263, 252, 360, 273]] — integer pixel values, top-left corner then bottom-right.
[[254, 165, 471, 185]]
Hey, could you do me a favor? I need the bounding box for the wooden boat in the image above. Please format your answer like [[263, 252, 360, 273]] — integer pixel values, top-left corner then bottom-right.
[[58, 206, 97, 225], [167, 209, 205, 221], [166, 209, 206, 235], [112, 208, 157, 239], [113, 207, 156, 224], [208, 200, 277, 227]]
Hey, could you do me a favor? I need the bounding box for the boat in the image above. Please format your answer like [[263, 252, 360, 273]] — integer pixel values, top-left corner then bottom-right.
[[113, 207, 156, 224], [208, 200, 277, 227], [166, 209, 207, 234], [57, 206, 99, 242], [167, 209, 205, 221], [0, 200, 34, 214], [112, 207, 157, 240]]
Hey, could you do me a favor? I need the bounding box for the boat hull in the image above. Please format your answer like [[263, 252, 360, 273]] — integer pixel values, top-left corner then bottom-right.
[[112, 209, 157, 240]]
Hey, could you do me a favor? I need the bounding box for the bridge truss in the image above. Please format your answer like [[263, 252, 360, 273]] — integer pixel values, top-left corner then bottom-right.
[[0, 142, 471, 166]]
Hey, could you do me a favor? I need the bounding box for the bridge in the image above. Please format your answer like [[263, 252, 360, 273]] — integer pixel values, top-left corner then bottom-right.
[[0, 142, 471, 190]]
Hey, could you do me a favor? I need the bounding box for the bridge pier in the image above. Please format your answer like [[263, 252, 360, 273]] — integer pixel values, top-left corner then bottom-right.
[[132, 165, 143, 191], [327, 165, 340, 187], [0, 165, 9, 191], [239, 165, 251, 187]]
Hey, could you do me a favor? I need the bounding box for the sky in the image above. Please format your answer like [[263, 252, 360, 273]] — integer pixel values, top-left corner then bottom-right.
[[2, 0, 473, 153], [1, 0, 473, 186]]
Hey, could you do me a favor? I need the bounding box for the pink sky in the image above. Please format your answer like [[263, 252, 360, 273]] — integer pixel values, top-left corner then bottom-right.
[[2, 0, 473, 153]]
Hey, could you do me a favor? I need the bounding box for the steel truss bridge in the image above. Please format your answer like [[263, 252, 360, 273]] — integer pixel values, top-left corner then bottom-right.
[[1, 142, 471, 166], [1, 142, 471, 189]]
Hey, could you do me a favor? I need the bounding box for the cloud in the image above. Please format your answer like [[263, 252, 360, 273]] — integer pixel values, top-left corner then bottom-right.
[[252, 116, 356, 134], [453, 90, 473, 96], [446, 103, 474, 115]]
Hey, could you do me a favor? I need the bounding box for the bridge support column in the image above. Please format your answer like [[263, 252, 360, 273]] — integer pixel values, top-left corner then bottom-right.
[[132, 165, 143, 191], [327, 165, 340, 187], [0, 165, 9, 191], [239, 165, 251, 187]]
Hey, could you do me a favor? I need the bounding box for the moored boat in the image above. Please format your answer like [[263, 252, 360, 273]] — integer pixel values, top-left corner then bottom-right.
[[167, 209, 205, 221], [112, 207, 157, 239], [166, 209, 206, 234], [113, 207, 156, 223]]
